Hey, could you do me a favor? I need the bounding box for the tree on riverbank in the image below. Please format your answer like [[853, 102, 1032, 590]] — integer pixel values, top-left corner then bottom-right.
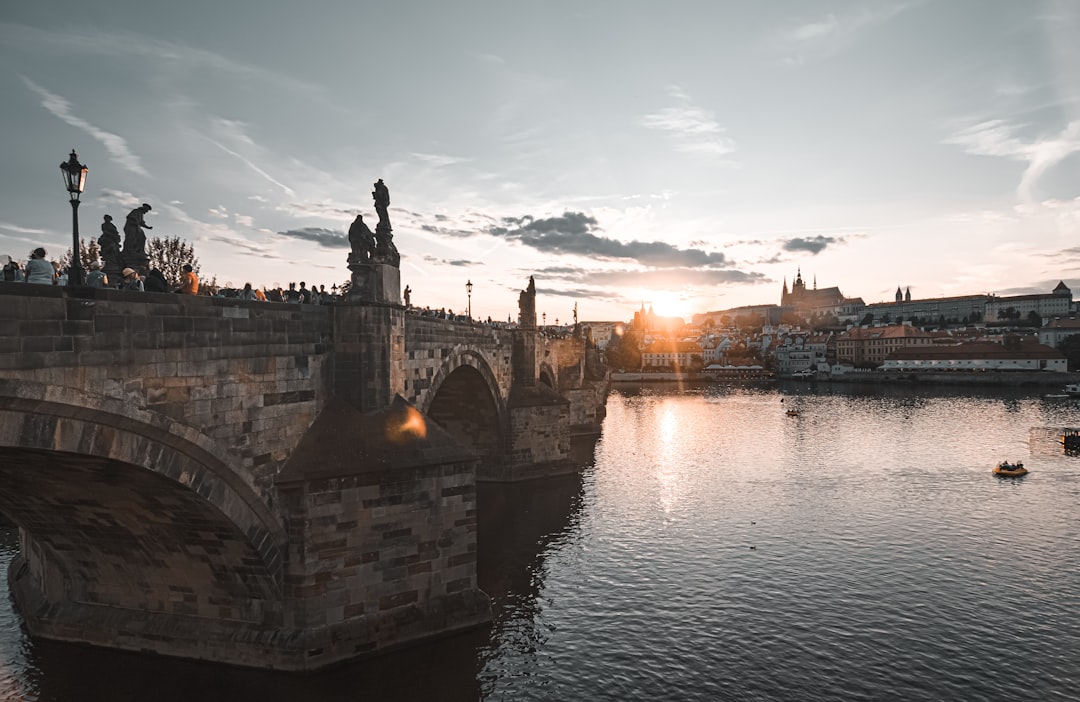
[[1057, 336, 1080, 371]]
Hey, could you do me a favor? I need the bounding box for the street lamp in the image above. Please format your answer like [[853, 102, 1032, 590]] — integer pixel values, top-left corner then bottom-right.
[[466, 279, 473, 321], [59, 149, 88, 286], [542, 312, 547, 327]]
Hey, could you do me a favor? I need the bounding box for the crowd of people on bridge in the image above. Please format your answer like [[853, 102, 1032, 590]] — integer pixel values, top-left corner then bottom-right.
[[1, 248, 348, 305]]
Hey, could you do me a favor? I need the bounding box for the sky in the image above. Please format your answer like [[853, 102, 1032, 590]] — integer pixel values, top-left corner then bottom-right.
[[2, 1, 1079, 323]]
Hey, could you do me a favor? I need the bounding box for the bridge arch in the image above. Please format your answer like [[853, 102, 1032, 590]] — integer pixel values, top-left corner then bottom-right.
[[421, 349, 507, 466], [0, 379, 287, 638]]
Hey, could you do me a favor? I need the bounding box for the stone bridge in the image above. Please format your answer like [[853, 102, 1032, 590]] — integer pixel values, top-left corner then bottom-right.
[[0, 273, 607, 671]]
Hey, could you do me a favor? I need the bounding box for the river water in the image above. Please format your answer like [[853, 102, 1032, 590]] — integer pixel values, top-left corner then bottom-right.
[[3, 382, 1080, 700]]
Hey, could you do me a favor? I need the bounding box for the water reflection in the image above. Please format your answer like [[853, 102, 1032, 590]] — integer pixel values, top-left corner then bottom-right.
[[7, 386, 1080, 700]]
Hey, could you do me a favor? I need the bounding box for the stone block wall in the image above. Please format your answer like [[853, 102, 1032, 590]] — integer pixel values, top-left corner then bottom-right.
[[277, 460, 490, 668], [0, 285, 332, 504], [333, 303, 405, 412]]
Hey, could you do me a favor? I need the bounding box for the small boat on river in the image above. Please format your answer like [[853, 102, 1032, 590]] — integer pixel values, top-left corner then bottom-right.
[[994, 461, 1028, 477], [1065, 384, 1080, 397]]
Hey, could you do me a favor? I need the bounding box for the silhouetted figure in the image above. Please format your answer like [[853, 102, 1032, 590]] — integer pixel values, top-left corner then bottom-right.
[[373, 179, 390, 231], [518, 275, 536, 328], [348, 214, 376, 264], [99, 215, 123, 284], [403, 285, 411, 308], [370, 179, 399, 266], [123, 204, 152, 258], [143, 268, 168, 293]]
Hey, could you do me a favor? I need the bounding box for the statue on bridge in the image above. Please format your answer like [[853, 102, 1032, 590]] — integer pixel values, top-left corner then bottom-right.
[[519, 276, 537, 328], [346, 178, 401, 302], [122, 203, 152, 275], [98, 214, 123, 285], [347, 214, 376, 265], [373, 178, 390, 231], [371, 179, 399, 267]]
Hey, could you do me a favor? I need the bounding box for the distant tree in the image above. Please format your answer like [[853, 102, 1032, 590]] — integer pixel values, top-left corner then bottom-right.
[[1001, 307, 1021, 321], [147, 236, 200, 290], [605, 329, 642, 370], [1026, 311, 1042, 327], [1057, 336, 1080, 371], [860, 313, 874, 326], [58, 237, 101, 277]]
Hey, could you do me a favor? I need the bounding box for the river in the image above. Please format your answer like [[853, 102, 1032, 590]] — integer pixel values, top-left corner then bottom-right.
[[3, 382, 1080, 700]]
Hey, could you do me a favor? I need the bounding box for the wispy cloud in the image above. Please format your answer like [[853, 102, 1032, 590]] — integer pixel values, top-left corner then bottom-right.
[[0, 222, 48, 235], [411, 152, 468, 167], [774, 2, 919, 63], [276, 200, 359, 219], [422, 255, 482, 267], [2, 23, 322, 98], [532, 264, 765, 289], [639, 86, 737, 158], [20, 76, 149, 176], [277, 227, 348, 248], [945, 119, 1080, 201], [100, 189, 142, 208], [204, 134, 296, 198]]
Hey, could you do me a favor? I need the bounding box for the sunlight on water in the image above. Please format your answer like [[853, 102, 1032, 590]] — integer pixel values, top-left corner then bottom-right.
[[4, 383, 1080, 700]]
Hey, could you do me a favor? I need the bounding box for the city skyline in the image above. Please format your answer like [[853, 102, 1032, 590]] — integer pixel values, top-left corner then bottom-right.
[[1, 1, 1079, 322]]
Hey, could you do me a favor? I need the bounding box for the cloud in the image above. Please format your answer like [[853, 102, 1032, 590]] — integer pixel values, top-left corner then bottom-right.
[[277, 200, 359, 219], [235, 214, 254, 228], [207, 235, 281, 259], [277, 227, 347, 248], [204, 135, 296, 197], [775, 2, 920, 61], [782, 235, 841, 254], [639, 86, 737, 158], [422, 255, 482, 267], [248, 195, 269, 203], [944, 119, 1080, 201], [100, 189, 142, 208], [411, 152, 468, 167], [0, 222, 48, 235], [538, 266, 765, 288], [487, 211, 731, 267], [2, 23, 322, 98], [20, 76, 148, 177]]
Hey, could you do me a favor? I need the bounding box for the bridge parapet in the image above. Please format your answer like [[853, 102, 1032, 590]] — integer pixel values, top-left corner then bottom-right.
[[0, 284, 332, 504]]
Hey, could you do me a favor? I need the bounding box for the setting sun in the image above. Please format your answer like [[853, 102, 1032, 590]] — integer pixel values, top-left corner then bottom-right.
[[641, 290, 693, 322]]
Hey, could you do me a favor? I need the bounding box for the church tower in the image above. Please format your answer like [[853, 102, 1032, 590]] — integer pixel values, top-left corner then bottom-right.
[[895, 286, 903, 303], [905, 287, 911, 302]]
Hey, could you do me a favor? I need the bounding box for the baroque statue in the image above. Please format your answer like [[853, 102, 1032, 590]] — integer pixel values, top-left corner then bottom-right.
[[123, 203, 153, 258], [347, 214, 376, 265]]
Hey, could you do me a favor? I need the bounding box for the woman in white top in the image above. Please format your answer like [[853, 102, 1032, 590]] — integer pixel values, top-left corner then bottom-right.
[[23, 248, 56, 285]]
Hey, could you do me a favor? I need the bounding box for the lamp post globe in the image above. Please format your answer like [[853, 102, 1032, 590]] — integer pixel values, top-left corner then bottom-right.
[[59, 149, 88, 286], [466, 279, 473, 321]]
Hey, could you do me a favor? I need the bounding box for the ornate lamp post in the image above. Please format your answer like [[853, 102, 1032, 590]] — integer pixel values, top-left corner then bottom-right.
[[59, 149, 88, 286], [466, 279, 473, 321]]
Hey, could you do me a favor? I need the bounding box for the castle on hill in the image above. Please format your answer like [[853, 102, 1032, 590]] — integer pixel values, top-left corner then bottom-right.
[[780, 268, 849, 318]]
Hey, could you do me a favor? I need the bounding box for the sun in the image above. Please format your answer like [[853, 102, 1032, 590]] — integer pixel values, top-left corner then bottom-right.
[[644, 290, 693, 321]]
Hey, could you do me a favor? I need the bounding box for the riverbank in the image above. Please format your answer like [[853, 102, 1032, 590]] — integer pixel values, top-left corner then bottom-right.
[[824, 370, 1080, 387], [611, 370, 1080, 388]]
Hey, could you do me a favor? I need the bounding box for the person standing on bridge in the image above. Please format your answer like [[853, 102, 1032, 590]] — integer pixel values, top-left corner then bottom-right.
[[23, 248, 55, 285], [178, 264, 199, 295]]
